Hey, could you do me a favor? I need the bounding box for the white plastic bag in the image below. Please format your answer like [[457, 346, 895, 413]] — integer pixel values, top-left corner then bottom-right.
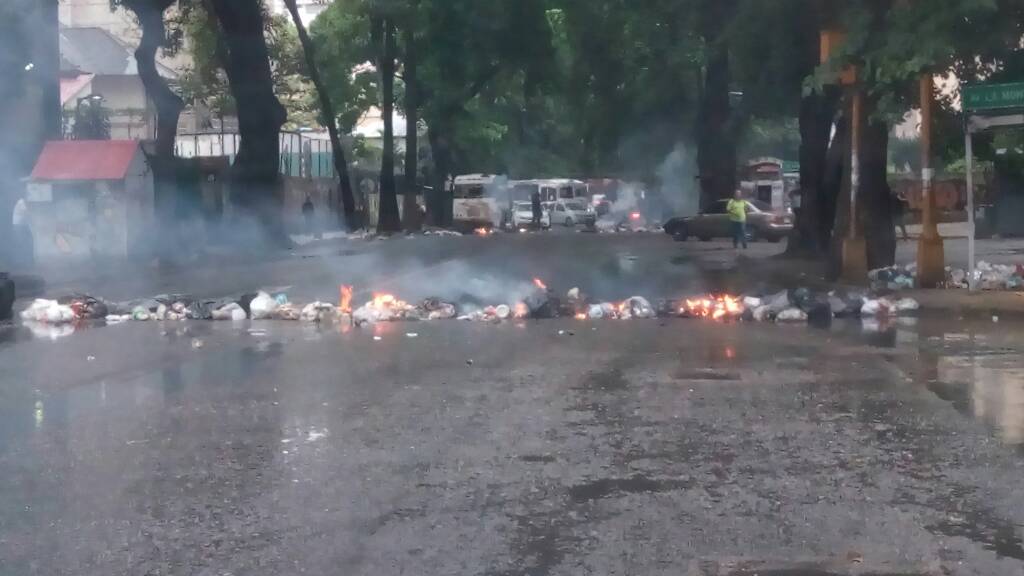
[[249, 291, 279, 320], [21, 299, 75, 324], [776, 307, 808, 322]]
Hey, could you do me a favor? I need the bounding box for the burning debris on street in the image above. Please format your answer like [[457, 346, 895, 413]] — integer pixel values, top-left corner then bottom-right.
[[18, 278, 920, 334]]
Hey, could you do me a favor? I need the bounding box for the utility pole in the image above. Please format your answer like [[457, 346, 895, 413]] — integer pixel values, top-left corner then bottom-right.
[[821, 28, 868, 282], [916, 74, 945, 287]]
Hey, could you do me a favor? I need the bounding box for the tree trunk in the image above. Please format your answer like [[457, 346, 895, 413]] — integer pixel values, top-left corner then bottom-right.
[[861, 114, 895, 269], [376, 18, 402, 233], [128, 0, 185, 255], [207, 0, 290, 247], [281, 0, 357, 231], [826, 107, 850, 281], [402, 20, 421, 231], [786, 86, 838, 258], [427, 120, 453, 227], [696, 46, 737, 211], [826, 95, 894, 276]]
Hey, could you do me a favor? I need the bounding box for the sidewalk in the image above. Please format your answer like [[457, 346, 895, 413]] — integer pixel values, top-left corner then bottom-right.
[[741, 253, 1024, 318]]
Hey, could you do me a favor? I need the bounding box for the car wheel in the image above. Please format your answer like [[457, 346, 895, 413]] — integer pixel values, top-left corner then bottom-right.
[[671, 224, 688, 241], [564, 217, 574, 227]]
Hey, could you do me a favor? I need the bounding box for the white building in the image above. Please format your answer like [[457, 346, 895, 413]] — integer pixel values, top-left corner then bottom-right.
[[268, 0, 332, 26], [60, 26, 179, 140]]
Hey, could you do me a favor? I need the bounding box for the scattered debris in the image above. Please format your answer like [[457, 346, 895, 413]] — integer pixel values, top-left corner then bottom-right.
[[191, 338, 205, 349], [22, 275, 926, 336], [869, 265, 916, 290]]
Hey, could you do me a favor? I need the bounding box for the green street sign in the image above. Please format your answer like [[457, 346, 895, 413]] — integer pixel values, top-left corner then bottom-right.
[[963, 82, 1024, 112]]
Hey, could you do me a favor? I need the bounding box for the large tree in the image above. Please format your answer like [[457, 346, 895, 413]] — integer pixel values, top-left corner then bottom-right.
[[281, 0, 359, 230], [207, 0, 290, 245], [117, 0, 187, 253]]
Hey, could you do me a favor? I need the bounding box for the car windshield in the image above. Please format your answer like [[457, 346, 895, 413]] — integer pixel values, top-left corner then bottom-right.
[[565, 201, 587, 211], [514, 202, 533, 211]]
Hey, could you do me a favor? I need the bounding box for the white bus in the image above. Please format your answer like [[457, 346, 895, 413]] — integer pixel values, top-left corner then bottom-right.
[[509, 179, 588, 204], [452, 174, 507, 229]]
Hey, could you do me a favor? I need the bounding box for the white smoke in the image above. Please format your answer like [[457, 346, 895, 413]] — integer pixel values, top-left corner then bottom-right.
[[657, 143, 699, 217]]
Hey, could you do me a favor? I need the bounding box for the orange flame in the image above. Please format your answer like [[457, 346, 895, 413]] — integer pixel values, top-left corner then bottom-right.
[[514, 302, 529, 318], [533, 278, 547, 291], [474, 227, 491, 236], [339, 285, 354, 313], [371, 293, 408, 309], [683, 294, 743, 321], [575, 313, 587, 321]]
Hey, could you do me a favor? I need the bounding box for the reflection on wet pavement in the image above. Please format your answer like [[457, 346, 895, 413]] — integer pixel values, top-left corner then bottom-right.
[[6, 314, 1024, 574]]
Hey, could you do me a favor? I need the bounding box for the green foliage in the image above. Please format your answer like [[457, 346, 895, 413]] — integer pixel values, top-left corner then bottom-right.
[[309, 0, 376, 132], [70, 101, 112, 140], [176, 0, 315, 128]]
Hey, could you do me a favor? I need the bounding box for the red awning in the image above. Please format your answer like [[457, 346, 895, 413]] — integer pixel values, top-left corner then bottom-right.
[[30, 140, 139, 181]]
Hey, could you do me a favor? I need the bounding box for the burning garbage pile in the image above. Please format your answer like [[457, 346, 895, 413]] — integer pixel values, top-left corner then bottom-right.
[[19, 277, 920, 333]]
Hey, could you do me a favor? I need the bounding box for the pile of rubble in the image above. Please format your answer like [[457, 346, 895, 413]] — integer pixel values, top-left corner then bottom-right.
[[20, 280, 920, 331]]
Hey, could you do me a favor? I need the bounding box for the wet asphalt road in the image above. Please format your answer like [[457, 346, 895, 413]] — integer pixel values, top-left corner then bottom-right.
[[5, 236, 1024, 575]]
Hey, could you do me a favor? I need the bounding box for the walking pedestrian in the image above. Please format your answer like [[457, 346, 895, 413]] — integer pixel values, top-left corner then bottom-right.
[[892, 190, 909, 241], [727, 190, 748, 250], [531, 190, 543, 229], [302, 195, 319, 239]]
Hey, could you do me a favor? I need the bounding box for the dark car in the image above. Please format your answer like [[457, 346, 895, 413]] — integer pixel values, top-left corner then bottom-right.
[[663, 199, 793, 242]]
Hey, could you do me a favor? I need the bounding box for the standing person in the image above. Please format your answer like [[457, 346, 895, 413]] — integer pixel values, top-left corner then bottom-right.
[[302, 195, 318, 239], [727, 190, 748, 250], [531, 190, 543, 229], [892, 190, 909, 241]]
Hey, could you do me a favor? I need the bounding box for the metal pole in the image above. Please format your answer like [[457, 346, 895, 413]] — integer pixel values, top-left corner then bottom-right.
[[841, 85, 869, 282], [965, 129, 976, 291], [917, 74, 945, 287]]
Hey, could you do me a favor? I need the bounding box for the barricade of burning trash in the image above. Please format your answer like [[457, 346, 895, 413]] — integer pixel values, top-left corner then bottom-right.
[[19, 277, 920, 330]]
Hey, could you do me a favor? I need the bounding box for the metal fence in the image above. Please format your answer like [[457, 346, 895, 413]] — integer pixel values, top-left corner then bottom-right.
[[175, 131, 336, 179]]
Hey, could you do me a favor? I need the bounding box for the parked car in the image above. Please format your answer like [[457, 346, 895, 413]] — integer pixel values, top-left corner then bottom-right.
[[663, 199, 793, 242], [510, 201, 551, 229], [546, 199, 596, 227]]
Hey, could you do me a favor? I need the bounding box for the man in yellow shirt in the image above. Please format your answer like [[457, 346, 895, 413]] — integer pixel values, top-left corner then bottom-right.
[[726, 190, 748, 249]]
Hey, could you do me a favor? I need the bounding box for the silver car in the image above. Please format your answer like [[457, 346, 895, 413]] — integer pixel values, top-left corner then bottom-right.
[[663, 199, 793, 242]]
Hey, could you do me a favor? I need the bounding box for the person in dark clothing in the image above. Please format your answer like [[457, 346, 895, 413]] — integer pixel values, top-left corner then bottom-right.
[[892, 190, 909, 240], [531, 191, 543, 229], [302, 195, 319, 239]]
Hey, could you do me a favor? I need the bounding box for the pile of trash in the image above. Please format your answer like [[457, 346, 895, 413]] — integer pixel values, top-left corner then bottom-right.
[[946, 261, 1024, 290], [871, 260, 1024, 291], [19, 279, 920, 332], [869, 265, 917, 291]]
